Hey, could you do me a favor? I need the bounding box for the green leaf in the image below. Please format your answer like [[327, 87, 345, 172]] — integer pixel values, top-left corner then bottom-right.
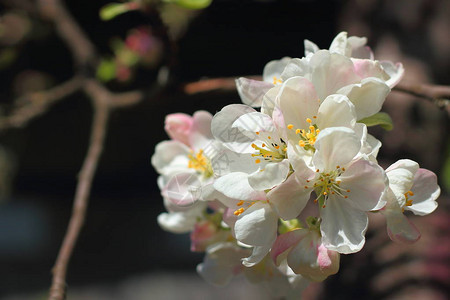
[[358, 112, 394, 131], [96, 58, 116, 82], [100, 3, 131, 21], [165, 0, 213, 10]]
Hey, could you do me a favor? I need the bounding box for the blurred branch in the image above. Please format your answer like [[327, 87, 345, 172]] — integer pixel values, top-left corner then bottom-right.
[[48, 91, 109, 300], [0, 76, 83, 132], [38, 0, 97, 66], [183, 76, 260, 94], [393, 82, 450, 114]]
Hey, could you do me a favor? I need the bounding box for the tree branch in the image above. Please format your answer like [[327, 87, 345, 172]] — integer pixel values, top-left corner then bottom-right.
[[48, 94, 109, 300], [0, 76, 83, 132]]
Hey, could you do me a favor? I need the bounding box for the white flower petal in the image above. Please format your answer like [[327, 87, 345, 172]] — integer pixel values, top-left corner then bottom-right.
[[189, 110, 214, 149], [386, 159, 419, 198], [336, 77, 390, 120], [313, 127, 361, 171], [321, 198, 368, 254], [211, 104, 255, 151], [236, 77, 274, 107], [381, 61, 405, 88], [339, 158, 387, 211], [233, 111, 276, 135], [242, 245, 272, 267], [385, 210, 421, 244], [329, 32, 350, 56], [316, 94, 356, 129], [151, 140, 190, 174], [157, 201, 207, 233], [280, 58, 311, 80], [161, 172, 202, 207], [308, 50, 360, 100], [304, 39, 319, 56], [267, 174, 311, 220], [197, 242, 249, 286], [234, 202, 278, 246], [408, 168, 440, 216], [248, 159, 290, 191], [214, 172, 266, 201], [263, 57, 291, 83]]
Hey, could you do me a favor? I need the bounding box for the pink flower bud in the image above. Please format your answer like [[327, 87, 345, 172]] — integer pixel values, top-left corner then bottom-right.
[[164, 113, 193, 146], [190, 220, 218, 252]]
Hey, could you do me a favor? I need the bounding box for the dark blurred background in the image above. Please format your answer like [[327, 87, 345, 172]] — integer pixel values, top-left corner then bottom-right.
[[0, 0, 448, 299]]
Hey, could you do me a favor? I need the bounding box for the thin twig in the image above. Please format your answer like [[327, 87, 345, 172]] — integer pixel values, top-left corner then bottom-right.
[[393, 81, 450, 113], [0, 76, 83, 132], [48, 96, 110, 300]]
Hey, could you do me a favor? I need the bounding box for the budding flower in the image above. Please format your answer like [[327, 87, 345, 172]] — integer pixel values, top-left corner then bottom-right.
[[164, 113, 194, 146]]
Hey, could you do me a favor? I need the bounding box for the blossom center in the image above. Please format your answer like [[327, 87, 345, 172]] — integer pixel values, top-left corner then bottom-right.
[[251, 134, 287, 164], [233, 200, 257, 216], [287, 116, 320, 151], [188, 149, 213, 178], [401, 190, 414, 212], [304, 166, 351, 208], [272, 76, 283, 85]]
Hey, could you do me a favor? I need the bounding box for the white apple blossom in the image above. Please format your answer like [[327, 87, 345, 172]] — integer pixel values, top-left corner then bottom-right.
[[211, 104, 290, 192], [268, 127, 387, 253], [380, 159, 440, 243], [304, 31, 404, 88]]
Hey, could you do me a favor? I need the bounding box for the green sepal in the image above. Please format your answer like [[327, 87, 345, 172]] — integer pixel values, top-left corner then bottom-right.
[[278, 218, 302, 234], [100, 3, 132, 21], [96, 58, 116, 82], [164, 0, 212, 10], [358, 112, 394, 131]]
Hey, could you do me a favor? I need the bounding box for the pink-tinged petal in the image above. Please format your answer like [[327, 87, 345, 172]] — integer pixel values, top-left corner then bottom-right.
[[214, 172, 266, 201], [236, 77, 274, 107], [308, 50, 360, 100], [263, 57, 291, 83], [197, 242, 250, 286], [385, 210, 421, 244], [351, 59, 390, 81], [287, 230, 340, 281], [304, 39, 319, 56], [339, 158, 387, 212], [271, 229, 308, 266], [313, 127, 360, 171], [248, 159, 290, 191], [336, 77, 390, 120], [268, 174, 312, 220], [242, 245, 272, 267], [234, 202, 278, 246], [151, 140, 190, 174], [189, 110, 213, 149], [277, 76, 319, 141], [386, 159, 419, 198], [321, 199, 368, 254], [316, 94, 356, 129], [164, 113, 193, 145], [381, 61, 404, 88], [161, 172, 202, 207], [408, 168, 440, 216]]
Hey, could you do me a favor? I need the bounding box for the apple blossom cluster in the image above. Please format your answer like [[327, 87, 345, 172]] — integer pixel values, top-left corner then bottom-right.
[[151, 32, 440, 298]]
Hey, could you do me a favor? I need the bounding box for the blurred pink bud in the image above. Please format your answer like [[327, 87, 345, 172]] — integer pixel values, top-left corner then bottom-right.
[[190, 220, 218, 252], [165, 113, 194, 145]]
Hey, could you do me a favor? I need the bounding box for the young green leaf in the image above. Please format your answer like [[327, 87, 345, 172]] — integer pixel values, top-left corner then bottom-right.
[[358, 112, 394, 131]]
